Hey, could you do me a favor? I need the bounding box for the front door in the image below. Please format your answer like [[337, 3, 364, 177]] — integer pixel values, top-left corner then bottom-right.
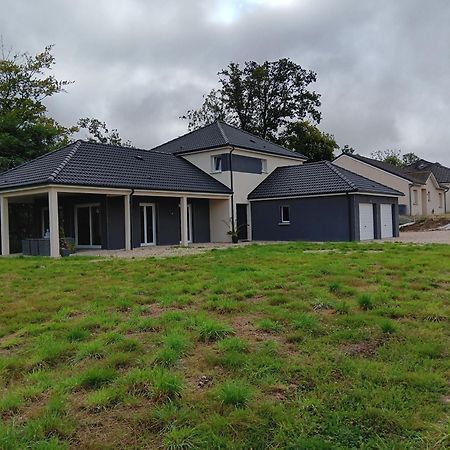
[[140, 203, 156, 246], [75, 204, 102, 248], [236, 204, 248, 240]]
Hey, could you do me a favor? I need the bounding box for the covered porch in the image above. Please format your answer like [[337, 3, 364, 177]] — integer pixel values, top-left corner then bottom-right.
[[0, 185, 232, 258]]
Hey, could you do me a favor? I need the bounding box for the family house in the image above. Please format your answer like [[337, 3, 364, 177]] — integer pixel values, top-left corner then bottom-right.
[[334, 153, 448, 216], [0, 122, 403, 257]]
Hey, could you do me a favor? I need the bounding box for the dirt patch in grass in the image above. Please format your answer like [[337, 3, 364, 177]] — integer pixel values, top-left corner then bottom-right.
[[342, 338, 386, 358], [402, 215, 450, 231]]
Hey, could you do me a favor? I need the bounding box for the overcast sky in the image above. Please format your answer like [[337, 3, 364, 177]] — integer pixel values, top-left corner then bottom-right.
[[1, 0, 449, 164]]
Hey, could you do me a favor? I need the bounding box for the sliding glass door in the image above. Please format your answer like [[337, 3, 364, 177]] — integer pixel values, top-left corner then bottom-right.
[[75, 204, 102, 248]]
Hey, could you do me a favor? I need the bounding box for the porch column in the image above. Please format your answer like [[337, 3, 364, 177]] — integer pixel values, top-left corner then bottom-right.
[[0, 196, 10, 256], [124, 194, 131, 251], [48, 189, 60, 258], [180, 196, 189, 246]]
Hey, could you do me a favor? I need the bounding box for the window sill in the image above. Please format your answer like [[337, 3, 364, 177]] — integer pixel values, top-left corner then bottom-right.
[[211, 171, 222, 174], [278, 222, 290, 226]]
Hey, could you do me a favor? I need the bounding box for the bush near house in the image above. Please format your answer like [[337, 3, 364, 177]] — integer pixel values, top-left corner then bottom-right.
[[0, 242, 449, 449]]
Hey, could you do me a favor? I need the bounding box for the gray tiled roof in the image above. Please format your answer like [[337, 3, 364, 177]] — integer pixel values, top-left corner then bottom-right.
[[0, 141, 231, 194], [248, 161, 404, 200], [152, 121, 306, 160], [406, 159, 450, 184]]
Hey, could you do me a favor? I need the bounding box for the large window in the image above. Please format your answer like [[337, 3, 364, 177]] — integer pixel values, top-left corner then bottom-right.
[[280, 205, 290, 224], [75, 204, 102, 247], [140, 203, 156, 246], [212, 155, 222, 173]]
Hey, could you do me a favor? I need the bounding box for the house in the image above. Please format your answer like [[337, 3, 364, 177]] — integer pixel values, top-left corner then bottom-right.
[[333, 153, 448, 216], [0, 122, 403, 257], [405, 159, 450, 212]]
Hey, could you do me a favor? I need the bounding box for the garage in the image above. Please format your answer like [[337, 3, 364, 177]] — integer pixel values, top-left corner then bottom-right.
[[248, 162, 403, 242], [359, 203, 374, 240], [380, 204, 394, 238]]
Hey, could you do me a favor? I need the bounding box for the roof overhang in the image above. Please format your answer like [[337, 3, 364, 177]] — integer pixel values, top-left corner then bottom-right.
[[248, 191, 404, 202], [0, 184, 231, 199], [177, 145, 306, 162]]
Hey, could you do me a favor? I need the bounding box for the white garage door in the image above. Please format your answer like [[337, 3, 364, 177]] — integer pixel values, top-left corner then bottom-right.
[[380, 204, 393, 238], [359, 203, 374, 240]]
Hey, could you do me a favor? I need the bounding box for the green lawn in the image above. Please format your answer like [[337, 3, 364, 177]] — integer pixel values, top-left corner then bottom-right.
[[0, 243, 449, 449]]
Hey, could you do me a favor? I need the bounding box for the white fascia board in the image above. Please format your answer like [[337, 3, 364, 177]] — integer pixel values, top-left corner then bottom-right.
[[249, 191, 402, 202]]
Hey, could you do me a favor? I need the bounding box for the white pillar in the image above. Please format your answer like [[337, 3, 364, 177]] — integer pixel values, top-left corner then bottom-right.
[[48, 189, 60, 258], [124, 194, 131, 251], [180, 196, 188, 246], [0, 196, 10, 256]]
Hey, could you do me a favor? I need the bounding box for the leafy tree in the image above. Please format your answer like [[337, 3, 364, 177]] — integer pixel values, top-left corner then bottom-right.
[[341, 144, 355, 154], [279, 120, 338, 162], [0, 45, 76, 171], [0, 43, 130, 172], [183, 59, 321, 141], [77, 118, 133, 147], [371, 149, 419, 167], [402, 152, 419, 166]]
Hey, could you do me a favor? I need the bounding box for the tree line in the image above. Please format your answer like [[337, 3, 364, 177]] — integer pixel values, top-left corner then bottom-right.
[[0, 44, 418, 173]]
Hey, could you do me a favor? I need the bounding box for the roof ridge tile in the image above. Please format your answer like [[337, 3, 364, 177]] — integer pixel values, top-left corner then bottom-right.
[[48, 140, 82, 182], [325, 161, 357, 190]]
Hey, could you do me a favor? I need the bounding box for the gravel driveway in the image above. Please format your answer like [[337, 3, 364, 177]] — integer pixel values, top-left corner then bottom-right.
[[394, 230, 450, 244]]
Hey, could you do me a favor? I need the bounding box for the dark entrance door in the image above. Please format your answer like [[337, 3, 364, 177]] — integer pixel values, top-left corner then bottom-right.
[[236, 204, 248, 240]]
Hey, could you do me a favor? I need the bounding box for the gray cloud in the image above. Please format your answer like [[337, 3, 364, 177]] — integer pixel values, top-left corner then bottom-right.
[[1, 0, 449, 164]]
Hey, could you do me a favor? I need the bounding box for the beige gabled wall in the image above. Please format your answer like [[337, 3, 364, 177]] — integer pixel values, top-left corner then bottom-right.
[[334, 154, 412, 213]]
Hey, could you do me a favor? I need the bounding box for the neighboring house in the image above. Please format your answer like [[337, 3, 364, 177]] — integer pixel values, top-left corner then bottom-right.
[[405, 159, 450, 212], [334, 153, 447, 216], [0, 122, 403, 257]]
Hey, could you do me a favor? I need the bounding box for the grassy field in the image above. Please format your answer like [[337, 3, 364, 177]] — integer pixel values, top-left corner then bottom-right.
[[0, 242, 449, 449]]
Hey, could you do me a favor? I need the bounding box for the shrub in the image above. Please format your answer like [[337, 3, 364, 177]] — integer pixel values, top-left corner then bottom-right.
[[358, 294, 374, 311], [216, 381, 252, 408]]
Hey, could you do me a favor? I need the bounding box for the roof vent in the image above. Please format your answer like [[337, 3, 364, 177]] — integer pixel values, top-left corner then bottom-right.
[[134, 155, 144, 161]]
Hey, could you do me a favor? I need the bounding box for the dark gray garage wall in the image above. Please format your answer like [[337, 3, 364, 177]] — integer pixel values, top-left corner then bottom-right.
[[251, 195, 352, 242], [352, 195, 399, 240]]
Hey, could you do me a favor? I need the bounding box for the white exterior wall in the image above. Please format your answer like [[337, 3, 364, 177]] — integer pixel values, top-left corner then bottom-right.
[[209, 198, 232, 242], [182, 147, 304, 239]]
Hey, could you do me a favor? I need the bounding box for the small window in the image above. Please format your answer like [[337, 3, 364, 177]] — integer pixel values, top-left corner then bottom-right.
[[212, 155, 222, 173], [280, 205, 290, 224], [261, 159, 268, 173], [413, 190, 418, 205]]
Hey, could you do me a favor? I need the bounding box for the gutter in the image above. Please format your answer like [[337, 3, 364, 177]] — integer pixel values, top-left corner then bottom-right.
[[129, 188, 134, 249]]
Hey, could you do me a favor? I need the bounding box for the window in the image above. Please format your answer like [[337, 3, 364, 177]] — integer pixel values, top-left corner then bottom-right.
[[261, 159, 268, 173], [212, 155, 222, 173], [439, 193, 443, 208], [413, 190, 418, 205], [280, 205, 290, 224]]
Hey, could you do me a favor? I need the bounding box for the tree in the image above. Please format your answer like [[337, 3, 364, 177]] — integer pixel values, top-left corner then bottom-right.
[[0, 44, 76, 171], [279, 120, 338, 162], [341, 144, 355, 154], [371, 149, 420, 167], [183, 59, 321, 141], [0, 43, 130, 172], [77, 118, 133, 147]]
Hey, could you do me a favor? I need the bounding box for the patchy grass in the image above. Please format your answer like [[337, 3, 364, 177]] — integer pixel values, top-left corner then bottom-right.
[[0, 242, 449, 449]]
